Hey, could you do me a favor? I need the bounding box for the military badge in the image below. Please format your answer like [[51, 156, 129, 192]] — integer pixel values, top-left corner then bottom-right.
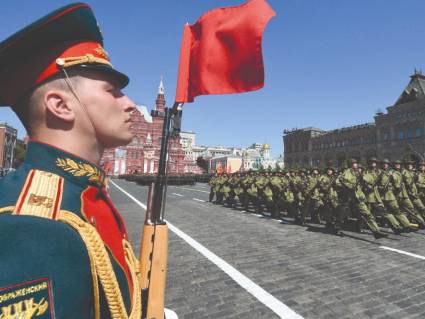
[[0, 278, 54, 318]]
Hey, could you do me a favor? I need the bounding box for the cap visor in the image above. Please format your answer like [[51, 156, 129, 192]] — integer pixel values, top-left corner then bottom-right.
[[75, 64, 129, 88]]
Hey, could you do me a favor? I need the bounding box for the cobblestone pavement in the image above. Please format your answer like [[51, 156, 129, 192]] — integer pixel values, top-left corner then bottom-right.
[[109, 179, 425, 319]]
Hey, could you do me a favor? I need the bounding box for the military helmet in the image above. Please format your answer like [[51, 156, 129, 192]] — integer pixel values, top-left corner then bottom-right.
[[348, 158, 357, 165], [324, 166, 335, 174], [393, 160, 402, 165], [418, 161, 425, 166], [367, 157, 378, 163], [381, 158, 390, 165]]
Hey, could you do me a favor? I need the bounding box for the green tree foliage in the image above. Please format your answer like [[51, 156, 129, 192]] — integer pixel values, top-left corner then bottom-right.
[[196, 156, 209, 172], [13, 142, 26, 168]]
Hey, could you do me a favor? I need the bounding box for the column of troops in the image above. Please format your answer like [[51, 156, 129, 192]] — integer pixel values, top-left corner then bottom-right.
[[208, 158, 425, 239]]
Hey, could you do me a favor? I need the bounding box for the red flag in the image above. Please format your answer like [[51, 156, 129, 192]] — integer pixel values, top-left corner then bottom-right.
[[175, 0, 275, 103]]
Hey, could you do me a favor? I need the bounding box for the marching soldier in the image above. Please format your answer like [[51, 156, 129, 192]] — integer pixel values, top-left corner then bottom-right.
[[339, 159, 388, 238], [274, 171, 297, 218], [246, 171, 260, 212], [402, 160, 425, 220], [214, 173, 226, 204], [208, 173, 218, 202], [255, 171, 279, 218], [318, 167, 341, 234], [0, 4, 141, 317], [362, 158, 403, 234], [291, 170, 307, 224], [227, 172, 244, 208], [392, 160, 425, 228], [415, 161, 425, 205], [303, 167, 323, 224], [377, 159, 418, 232], [240, 170, 254, 210], [220, 173, 232, 206]]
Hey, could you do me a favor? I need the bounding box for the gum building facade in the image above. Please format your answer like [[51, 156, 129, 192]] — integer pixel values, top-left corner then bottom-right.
[[284, 71, 425, 168]]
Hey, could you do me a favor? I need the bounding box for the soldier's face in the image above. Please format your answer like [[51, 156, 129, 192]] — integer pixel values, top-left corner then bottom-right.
[[77, 71, 136, 148], [352, 163, 358, 170], [370, 162, 377, 168], [395, 164, 401, 170], [383, 163, 389, 170], [420, 165, 425, 171], [327, 169, 333, 176], [408, 164, 413, 170]]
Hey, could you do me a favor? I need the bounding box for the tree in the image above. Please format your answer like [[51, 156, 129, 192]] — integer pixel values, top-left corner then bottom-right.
[[196, 156, 209, 172], [13, 143, 26, 168]]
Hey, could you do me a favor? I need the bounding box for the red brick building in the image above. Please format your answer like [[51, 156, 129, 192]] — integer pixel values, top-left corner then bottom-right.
[[101, 80, 194, 175]]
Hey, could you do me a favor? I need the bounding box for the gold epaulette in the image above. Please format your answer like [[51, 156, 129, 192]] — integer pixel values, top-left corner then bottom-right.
[[12, 169, 64, 219]]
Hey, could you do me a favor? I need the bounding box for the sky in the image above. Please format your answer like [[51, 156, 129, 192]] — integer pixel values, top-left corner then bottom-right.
[[1, 0, 425, 157]]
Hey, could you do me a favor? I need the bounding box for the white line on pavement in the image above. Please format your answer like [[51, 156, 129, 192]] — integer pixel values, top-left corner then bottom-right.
[[380, 246, 425, 261], [110, 180, 304, 319], [192, 198, 206, 203], [110, 180, 147, 209], [172, 193, 184, 197]]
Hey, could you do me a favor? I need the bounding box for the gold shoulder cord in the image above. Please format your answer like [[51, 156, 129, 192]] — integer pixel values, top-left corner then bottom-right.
[[0, 206, 14, 213], [58, 210, 141, 319], [0, 208, 141, 319]]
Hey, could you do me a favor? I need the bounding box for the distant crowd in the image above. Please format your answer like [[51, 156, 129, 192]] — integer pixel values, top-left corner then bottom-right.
[[208, 158, 425, 239]]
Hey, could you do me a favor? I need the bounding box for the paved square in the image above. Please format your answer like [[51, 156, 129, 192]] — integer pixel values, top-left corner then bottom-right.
[[110, 180, 425, 319]]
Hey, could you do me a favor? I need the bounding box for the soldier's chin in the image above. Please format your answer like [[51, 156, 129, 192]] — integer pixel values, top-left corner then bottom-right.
[[101, 133, 134, 148]]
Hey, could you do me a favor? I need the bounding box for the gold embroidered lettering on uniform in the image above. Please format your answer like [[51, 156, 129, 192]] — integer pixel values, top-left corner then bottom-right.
[[13, 170, 63, 219], [0, 297, 48, 318], [0, 282, 48, 303], [27, 194, 54, 208]]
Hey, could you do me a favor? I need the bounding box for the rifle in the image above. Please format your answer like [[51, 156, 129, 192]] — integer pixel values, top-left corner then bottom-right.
[[139, 102, 183, 319]]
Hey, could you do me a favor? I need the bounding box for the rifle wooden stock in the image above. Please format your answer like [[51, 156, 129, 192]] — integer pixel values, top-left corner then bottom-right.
[[139, 223, 168, 319]]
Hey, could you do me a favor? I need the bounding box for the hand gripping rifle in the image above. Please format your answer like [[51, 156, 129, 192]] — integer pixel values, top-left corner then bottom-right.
[[139, 102, 183, 319]]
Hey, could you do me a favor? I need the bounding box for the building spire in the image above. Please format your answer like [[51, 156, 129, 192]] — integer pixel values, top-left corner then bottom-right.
[[158, 75, 165, 95], [154, 75, 166, 112]]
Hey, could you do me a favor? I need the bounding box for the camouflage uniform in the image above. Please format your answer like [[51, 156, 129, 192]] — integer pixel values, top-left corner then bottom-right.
[[339, 160, 387, 238], [291, 172, 307, 224], [318, 168, 341, 233], [362, 159, 403, 234], [255, 173, 279, 217], [415, 162, 425, 205], [303, 169, 323, 224], [391, 161, 425, 227], [402, 162, 425, 220], [209, 174, 218, 202], [274, 172, 296, 217], [377, 160, 418, 231]]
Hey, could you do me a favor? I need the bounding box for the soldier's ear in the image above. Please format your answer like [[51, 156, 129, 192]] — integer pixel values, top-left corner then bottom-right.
[[44, 90, 75, 123]]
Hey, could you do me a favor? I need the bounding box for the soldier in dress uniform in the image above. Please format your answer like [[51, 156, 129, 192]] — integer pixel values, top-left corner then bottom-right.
[[0, 4, 142, 318]]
